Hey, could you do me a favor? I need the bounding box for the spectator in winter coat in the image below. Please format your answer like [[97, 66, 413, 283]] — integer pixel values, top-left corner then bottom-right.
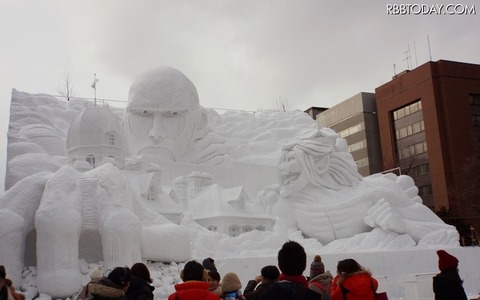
[[0, 265, 24, 300], [309, 255, 325, 280], [221, 272, 245, 300], [330, 259, 377, 300], [87, 267, 132, 300], [203, 258, 218, 272], [207, 271, 223, 297], [76, 266, 104, 300], [261, 241, 322, 300], [308, 272, 332, 300], [432, 250, 467, 300], [244, 265, 279, 300], [126, 263, 155, 300], [168, 261, 219, 300]]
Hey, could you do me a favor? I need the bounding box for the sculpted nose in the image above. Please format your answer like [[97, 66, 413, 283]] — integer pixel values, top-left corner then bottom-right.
[[149, 113, 165, 139]]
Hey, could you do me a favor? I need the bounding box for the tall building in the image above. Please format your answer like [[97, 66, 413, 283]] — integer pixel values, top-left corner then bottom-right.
[[375, 60, 480, 221], [315, 92, 383, 176]]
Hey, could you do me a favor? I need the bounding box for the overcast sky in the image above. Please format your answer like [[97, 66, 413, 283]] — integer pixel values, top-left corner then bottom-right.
[[1, 0, 479, 191]]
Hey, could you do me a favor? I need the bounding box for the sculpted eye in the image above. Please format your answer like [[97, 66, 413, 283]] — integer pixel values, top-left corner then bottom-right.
[[131, 109, 151, 116]]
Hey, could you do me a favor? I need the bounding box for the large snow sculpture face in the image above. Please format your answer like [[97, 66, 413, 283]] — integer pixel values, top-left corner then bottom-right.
[[278, 127, 362, 197], [124, 66, 207, 161]]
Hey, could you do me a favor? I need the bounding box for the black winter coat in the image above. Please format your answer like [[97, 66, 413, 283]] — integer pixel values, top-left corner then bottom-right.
[[126, 276, 154, 300], [261, 281, 322, 300], [432, 274, 467, 300], [244, 280, 274, 300]]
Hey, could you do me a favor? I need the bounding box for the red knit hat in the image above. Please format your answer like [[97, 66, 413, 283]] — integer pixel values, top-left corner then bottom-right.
[[437, 250, 458, 271]]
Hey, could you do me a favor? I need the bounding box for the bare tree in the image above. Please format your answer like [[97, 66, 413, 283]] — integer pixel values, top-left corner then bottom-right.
[[58, 72, 75, 101], [275, 96, 290, 112]]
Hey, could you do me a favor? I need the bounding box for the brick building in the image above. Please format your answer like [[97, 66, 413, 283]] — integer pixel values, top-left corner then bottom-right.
[[375, 60, 480, 224]]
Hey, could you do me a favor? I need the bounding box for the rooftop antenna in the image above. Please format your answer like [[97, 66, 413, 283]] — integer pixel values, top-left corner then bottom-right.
[[403, 45, 411, 69], [413, 41, 419, 67], [91, 73, 100, 106], [393, 63, 397, 76], [427, 35, 432, 61]]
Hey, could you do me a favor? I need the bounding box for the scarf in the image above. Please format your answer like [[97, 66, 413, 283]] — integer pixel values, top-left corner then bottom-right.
[[278, 274, 308, 287]]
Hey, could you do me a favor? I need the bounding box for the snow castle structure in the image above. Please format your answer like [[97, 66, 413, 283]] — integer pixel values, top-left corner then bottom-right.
[[0, 66, 460, 298]]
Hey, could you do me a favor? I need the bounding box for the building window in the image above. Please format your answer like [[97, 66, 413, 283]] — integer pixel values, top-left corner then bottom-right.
[[86, 155, 95, 166], [229, 225, 240, 237], [405, 163, 430, 176], [398, 141, 428, 159], [418, 184, 432, 197], [393, 100, 422, 120], [146, 186, 156, 201], [469, 94, 480, 106], [395, 120, 425, 139], [338, 123, 364, 138], [207, 225, 217, 232], [108, 133, 115, 145], [256, 225, 265, 231], [243, 225, 253, 233], [356, 157, 369, 168], [348, 140, 367, 152], [473, 115, 480, 127]]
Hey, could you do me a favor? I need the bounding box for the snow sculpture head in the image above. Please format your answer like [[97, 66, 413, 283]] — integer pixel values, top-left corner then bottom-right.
[[278, 127, 362, 197], [124, 66, 208, 161]]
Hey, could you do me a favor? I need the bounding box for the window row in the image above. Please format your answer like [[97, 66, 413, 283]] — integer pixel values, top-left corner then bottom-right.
[[395, 120, 425, 139], [473, 115, 480, 127], [356, 157, 369, 168], [393, 100, 422, 120], [339, 123, 364, 138], [398, 141, 428, 159], [418, 184, 432, 197], [469, 94, 480, 106], [348, 139, 367, 152], [403, 163, 430, 177], [228, 224, 266, 237]]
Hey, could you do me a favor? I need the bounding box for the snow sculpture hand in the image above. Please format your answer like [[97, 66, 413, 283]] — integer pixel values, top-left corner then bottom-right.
[[364, 198, 407, 234]]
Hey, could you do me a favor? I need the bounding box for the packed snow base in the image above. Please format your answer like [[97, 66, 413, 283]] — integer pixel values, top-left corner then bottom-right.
[[16, 248, 480, 300], [1, 67, 462, 298]]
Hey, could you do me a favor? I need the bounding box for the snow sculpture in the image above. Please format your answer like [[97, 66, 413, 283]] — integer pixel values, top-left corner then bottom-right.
[[273, 127, 459, 246], [1, 91, 192, 298], [124, 66, 228, 165], [1, 162, 191, 298], [1, 67, 462, 298], [67, 101, 126, 169]]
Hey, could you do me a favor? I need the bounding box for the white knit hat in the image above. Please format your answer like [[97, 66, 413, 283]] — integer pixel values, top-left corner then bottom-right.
[[90, 265, 104, 280]]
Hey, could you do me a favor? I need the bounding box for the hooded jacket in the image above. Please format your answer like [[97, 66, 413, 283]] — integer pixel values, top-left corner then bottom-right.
[[87, 278, 127, 300], [168, 281, 219, 300], [308, 271, 333, 299], [330, 271, 377, 300]]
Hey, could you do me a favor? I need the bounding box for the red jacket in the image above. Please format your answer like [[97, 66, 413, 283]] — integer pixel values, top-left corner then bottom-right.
[[168, 281, 220, 300], [330, 272, 378, 300]]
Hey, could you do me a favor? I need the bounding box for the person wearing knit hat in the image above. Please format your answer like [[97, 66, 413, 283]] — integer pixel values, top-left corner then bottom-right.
[[221, 272, 245, 300], [76, 266, 104, 300], [309, 255, 325, 279], [433, 250, 467, 300]]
